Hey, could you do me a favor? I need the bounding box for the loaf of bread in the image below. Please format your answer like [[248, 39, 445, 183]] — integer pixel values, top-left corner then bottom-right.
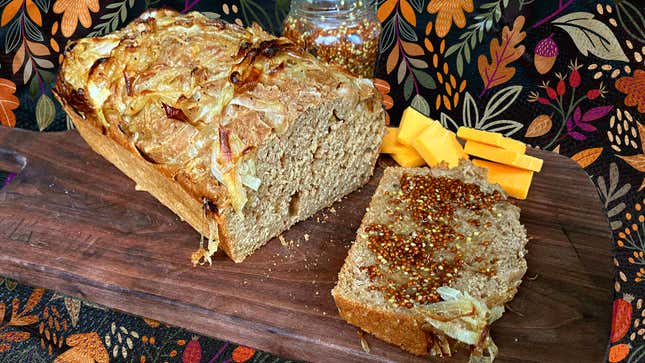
[[54, 9, 385, 264], [332, 162, 528, 360]]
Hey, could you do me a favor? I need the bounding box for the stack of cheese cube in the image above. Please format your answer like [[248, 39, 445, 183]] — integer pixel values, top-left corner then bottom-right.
[[381, 107, 467, 168], [459, 127, 542, 199], [380, 107, 543, 200]]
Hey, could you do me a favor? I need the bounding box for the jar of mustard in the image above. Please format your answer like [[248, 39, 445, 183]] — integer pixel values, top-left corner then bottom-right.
[[282, 0, 381, 78]]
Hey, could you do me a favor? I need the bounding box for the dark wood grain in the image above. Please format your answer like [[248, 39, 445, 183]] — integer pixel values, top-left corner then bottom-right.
[[0, 126, 612, 362]]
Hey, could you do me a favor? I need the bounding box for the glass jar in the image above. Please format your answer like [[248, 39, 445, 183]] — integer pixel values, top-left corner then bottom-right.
[[282, 0, 381, 78]]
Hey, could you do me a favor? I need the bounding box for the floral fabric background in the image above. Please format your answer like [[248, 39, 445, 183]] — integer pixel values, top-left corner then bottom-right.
[[0, 0, 644, 362]]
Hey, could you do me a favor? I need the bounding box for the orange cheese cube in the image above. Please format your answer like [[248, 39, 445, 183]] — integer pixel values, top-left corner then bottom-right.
[[464, 140, 542, 172], [448, 131, 468, 160], [499, 137, 526, 154], [472, 159, 534, 199], [457, 127, 526, 153], [464, 140, 520, 164], [397, 107, 439, 146], [514, 154, 543, 172], [381, 127, 403, 154], [413, 130, 452, 167], [391, 145, 426, 167], [412, 128, 467, 168], [457, 127, 502, 145]]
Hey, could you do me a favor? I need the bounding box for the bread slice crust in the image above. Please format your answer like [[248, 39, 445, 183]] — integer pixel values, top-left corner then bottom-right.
[[333, 292, 430, 355]]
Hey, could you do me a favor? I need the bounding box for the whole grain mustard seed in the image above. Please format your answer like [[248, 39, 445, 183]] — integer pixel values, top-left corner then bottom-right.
[[363, 173, 503, 308], [282, 2, 380, 78]]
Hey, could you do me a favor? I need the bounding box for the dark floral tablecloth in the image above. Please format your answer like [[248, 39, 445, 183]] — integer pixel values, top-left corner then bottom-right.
[[0, 0, 644, 362]]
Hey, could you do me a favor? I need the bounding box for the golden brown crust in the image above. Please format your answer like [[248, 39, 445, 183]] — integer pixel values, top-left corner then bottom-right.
[[55, 93, 236, 260], [54, 9, 379, 213], [55, 9, 385, 263], [332, 291, 430, 356]]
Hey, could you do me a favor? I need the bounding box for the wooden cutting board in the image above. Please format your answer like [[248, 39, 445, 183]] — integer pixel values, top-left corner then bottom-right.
[[0, 126, 613, 363]]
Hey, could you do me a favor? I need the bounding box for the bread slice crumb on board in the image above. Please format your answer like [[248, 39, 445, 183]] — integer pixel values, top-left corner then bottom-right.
[[332, 161, 528, 362]]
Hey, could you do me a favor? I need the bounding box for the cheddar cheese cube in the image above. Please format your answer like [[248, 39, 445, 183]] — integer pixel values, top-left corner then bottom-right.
[[457, 127, 502, 146], [391, 145, 426, 167], [457, 127, 526, 153], [472, 159, 534, 199], [506, 152, 542, 172], [412, 128, 467, 168], [448, 131, 468, 160], [464, 140, 542, 172], [413, 130, 452, 167], [499, 137, 526, 154], [464, 140, 520, 164], [397, 107, 439, 146], [381, 127, 403, 154]]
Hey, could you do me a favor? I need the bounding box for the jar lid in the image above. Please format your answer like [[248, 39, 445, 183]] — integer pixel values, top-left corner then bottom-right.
[[291, 0, 375, 18]]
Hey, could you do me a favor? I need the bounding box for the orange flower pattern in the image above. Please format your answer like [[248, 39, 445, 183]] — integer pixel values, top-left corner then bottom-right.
[[426, 0, 474, 38], [615, 69, 645, 114], [54, 333, 109, 363], [52, 0, 100, 37]]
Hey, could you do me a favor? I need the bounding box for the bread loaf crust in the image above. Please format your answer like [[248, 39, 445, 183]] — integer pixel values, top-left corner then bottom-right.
[[55, 9, 385, 262], [54, 101, 236, 256]]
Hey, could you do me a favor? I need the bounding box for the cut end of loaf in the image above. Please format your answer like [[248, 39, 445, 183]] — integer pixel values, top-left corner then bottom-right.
[[332, 161, 528, 357], [223, 94, 385, 262]]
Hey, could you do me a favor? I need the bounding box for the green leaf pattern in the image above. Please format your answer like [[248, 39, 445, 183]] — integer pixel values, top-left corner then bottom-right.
[[440, 86, 523, 136], [552, 12, 629, 62]]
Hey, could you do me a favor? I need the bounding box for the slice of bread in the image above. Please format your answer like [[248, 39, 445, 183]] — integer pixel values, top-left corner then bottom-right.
[[332, 161, 528, 360]]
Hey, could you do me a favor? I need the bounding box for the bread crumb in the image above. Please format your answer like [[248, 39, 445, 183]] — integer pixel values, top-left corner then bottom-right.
[[279, 235, 287, 246], [329, 207, 337, 214], [304, 233, 310, 241]]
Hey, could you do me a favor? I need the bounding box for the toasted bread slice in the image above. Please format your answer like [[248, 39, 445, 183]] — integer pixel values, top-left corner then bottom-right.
[[332, 161, 528, 359]]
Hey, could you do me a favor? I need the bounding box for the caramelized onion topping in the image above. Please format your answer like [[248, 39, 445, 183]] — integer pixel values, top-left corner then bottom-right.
[[229, 38, 296, 94], [161, 102, 191, 123], [202, 197, 219, 217], [88, 57, 109, 78], [218, 126, 232, 163], [134, 144, 158, 164], [123, 70, 133, 96]]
